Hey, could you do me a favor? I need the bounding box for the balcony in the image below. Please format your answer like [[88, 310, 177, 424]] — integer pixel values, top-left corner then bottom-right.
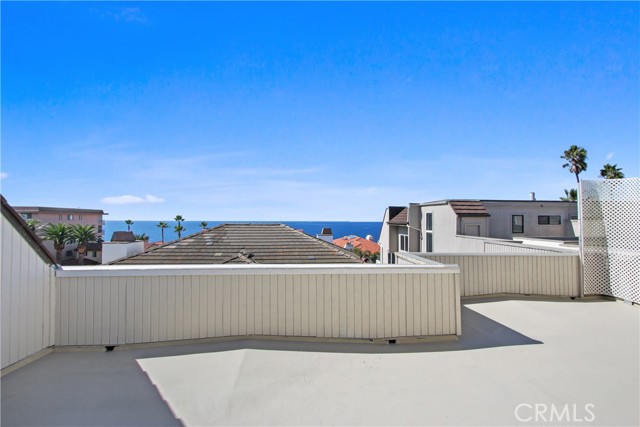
[[1, 233, 638, 426]]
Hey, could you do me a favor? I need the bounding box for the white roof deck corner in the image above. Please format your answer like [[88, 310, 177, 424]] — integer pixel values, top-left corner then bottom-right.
[[2, 297, 638, 426]]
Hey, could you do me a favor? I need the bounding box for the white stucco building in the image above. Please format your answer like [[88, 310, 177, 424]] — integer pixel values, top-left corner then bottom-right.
[[379, 199, 578, 263]]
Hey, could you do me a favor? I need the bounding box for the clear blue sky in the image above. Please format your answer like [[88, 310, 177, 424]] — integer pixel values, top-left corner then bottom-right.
[[2, 2, 638, 220]]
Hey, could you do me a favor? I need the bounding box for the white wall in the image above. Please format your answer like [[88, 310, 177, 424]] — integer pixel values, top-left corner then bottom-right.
[[55, 264, 462, 346], [102, 241, 145, 264], [413, 253, 580, 297], [1, 216, 56, 370], [483, 201, 577, 239]]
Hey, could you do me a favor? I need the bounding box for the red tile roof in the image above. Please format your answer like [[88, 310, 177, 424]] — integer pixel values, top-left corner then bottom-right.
[[333, 236, 380, 254]]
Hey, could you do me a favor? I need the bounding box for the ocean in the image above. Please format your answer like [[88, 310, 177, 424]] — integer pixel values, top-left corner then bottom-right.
[[105, 220, 382, 243]]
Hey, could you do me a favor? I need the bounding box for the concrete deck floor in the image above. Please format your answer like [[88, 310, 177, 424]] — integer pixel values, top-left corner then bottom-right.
[[1, 297, 638, 426]]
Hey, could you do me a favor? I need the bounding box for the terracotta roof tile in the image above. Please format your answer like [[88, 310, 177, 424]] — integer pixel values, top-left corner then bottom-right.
[[333, 236, 380, 254], [113, 224, 363, 265]]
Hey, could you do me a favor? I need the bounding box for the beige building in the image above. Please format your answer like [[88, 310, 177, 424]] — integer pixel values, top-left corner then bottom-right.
[[379, 199, 578, 263], [12, 205, 108, 239]]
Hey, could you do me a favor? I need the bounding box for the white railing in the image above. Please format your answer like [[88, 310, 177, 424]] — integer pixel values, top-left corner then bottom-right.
[[396, 252, 580, 297], [55, 264, 462, 346]]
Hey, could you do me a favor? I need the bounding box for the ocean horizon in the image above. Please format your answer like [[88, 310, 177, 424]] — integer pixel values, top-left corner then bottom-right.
[[105, 220, 382, 244]]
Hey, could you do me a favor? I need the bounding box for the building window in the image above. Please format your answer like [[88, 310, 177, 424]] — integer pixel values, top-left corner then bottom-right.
[[399, 234, 409, 252], [512, 215, 524, 234], [67, 214, 74, 220], [20, 213, 32, 220], [424, 213, 434, 252], [98, 226, 103, 233], [92, 251, 97, 257], [538, 215, 561, 225], [79, 214, 83, 220], [65, 250, 72, 257], [59, 214, 63, 220]]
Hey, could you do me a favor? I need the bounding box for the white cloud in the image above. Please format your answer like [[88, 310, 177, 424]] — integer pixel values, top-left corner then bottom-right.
[[0, 172, 8, 180], [606, 152, 615, 161], [101, 194, 165, 205], [144, 194, 165, 203]]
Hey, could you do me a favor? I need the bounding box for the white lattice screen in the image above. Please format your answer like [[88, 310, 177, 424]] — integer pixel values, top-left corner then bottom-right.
[[580, 178, 640, 303]]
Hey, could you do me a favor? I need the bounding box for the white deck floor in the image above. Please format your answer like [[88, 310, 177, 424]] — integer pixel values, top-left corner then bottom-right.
[[2, 297, 638, 426]]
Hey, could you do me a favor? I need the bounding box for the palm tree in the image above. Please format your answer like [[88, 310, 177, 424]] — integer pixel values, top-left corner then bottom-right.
[[174, 224, 186, 239], [561, 145, 588, 183], [26, 219, 46, 237], [134, 233, 148, 241], [69, 224, 97, 264], [157, 221, 169, 242], [600, 163, 624, 179], [125, 219, 134, 231], [560, 188, 578, 202], [174, 215, 185, 238], [43, 223, 72, 263], [200, 221, 208, 230]]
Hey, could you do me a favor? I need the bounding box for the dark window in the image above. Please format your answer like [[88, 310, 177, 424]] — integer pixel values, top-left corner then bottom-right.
[[399, 234, 409, 251], [512, 215, 524, 234], [65, 250, 72, 256], [426, 213, 433, 231], [426, 233, 433, 252], [59, 214, 63, 220], [538, 215, 561, 225], [79, 215, 83, 220], [20, 213, 32, 220], [67, 214, 74, 220]]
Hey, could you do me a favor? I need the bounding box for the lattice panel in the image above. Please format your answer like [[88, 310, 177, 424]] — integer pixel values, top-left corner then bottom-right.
[[580, 178, 640, 303]]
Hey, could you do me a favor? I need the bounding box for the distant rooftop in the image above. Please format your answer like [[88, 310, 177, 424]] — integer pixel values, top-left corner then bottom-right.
[[113, 223, 363, 265], [388, 207, 408, 225], [110, 231, 136, 242], [13, 206, 107, 214]]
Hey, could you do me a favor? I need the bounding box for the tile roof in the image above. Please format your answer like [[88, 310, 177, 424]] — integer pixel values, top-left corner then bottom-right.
[[388, 207, 408, 225], [111, 231, 136, 242], [448, 201, 490, 217], [113, 224, 363, 265], [333, 236, 380, 254]]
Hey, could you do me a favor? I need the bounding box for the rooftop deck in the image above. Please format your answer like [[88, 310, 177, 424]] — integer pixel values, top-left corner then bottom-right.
[[2, 297, 638, 426]]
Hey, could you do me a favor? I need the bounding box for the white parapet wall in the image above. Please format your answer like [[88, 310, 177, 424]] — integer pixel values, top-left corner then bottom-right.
[[1, 216, 56, 370], [54, 264, 461, 346], [396, 252, 580, 297], [101, 241, 145, 264]]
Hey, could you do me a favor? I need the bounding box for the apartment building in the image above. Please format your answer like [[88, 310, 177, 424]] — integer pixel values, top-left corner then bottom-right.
[[379, 198, 578, 263]]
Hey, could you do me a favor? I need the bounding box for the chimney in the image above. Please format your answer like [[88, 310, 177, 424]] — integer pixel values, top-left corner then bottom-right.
[[316, 227, 334, 243], [530, 192, 536, 201]]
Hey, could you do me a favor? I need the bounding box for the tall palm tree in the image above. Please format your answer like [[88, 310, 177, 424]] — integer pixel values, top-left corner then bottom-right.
[[174, 224, 186, 239], [156, 221, 169, 242], [200, 221, 208, 230], [560, 188, 578, 202], [600, 163, 624, 179], [174, 215, 185, 238], [69, 224, 97, 264], [125, 219, 134, 231], [43, 223, 72, 263], [561, 145, 588, 183]]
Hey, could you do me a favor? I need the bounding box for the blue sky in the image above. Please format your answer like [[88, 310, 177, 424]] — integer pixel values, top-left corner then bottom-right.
[[2, 2, 638, 220]]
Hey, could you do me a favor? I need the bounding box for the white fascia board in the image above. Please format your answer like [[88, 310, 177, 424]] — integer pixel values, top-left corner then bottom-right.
[[56, 263, 460, 278]]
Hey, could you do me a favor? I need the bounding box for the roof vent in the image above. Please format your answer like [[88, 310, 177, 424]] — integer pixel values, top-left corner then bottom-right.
[[530, 192, 536, 201]]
